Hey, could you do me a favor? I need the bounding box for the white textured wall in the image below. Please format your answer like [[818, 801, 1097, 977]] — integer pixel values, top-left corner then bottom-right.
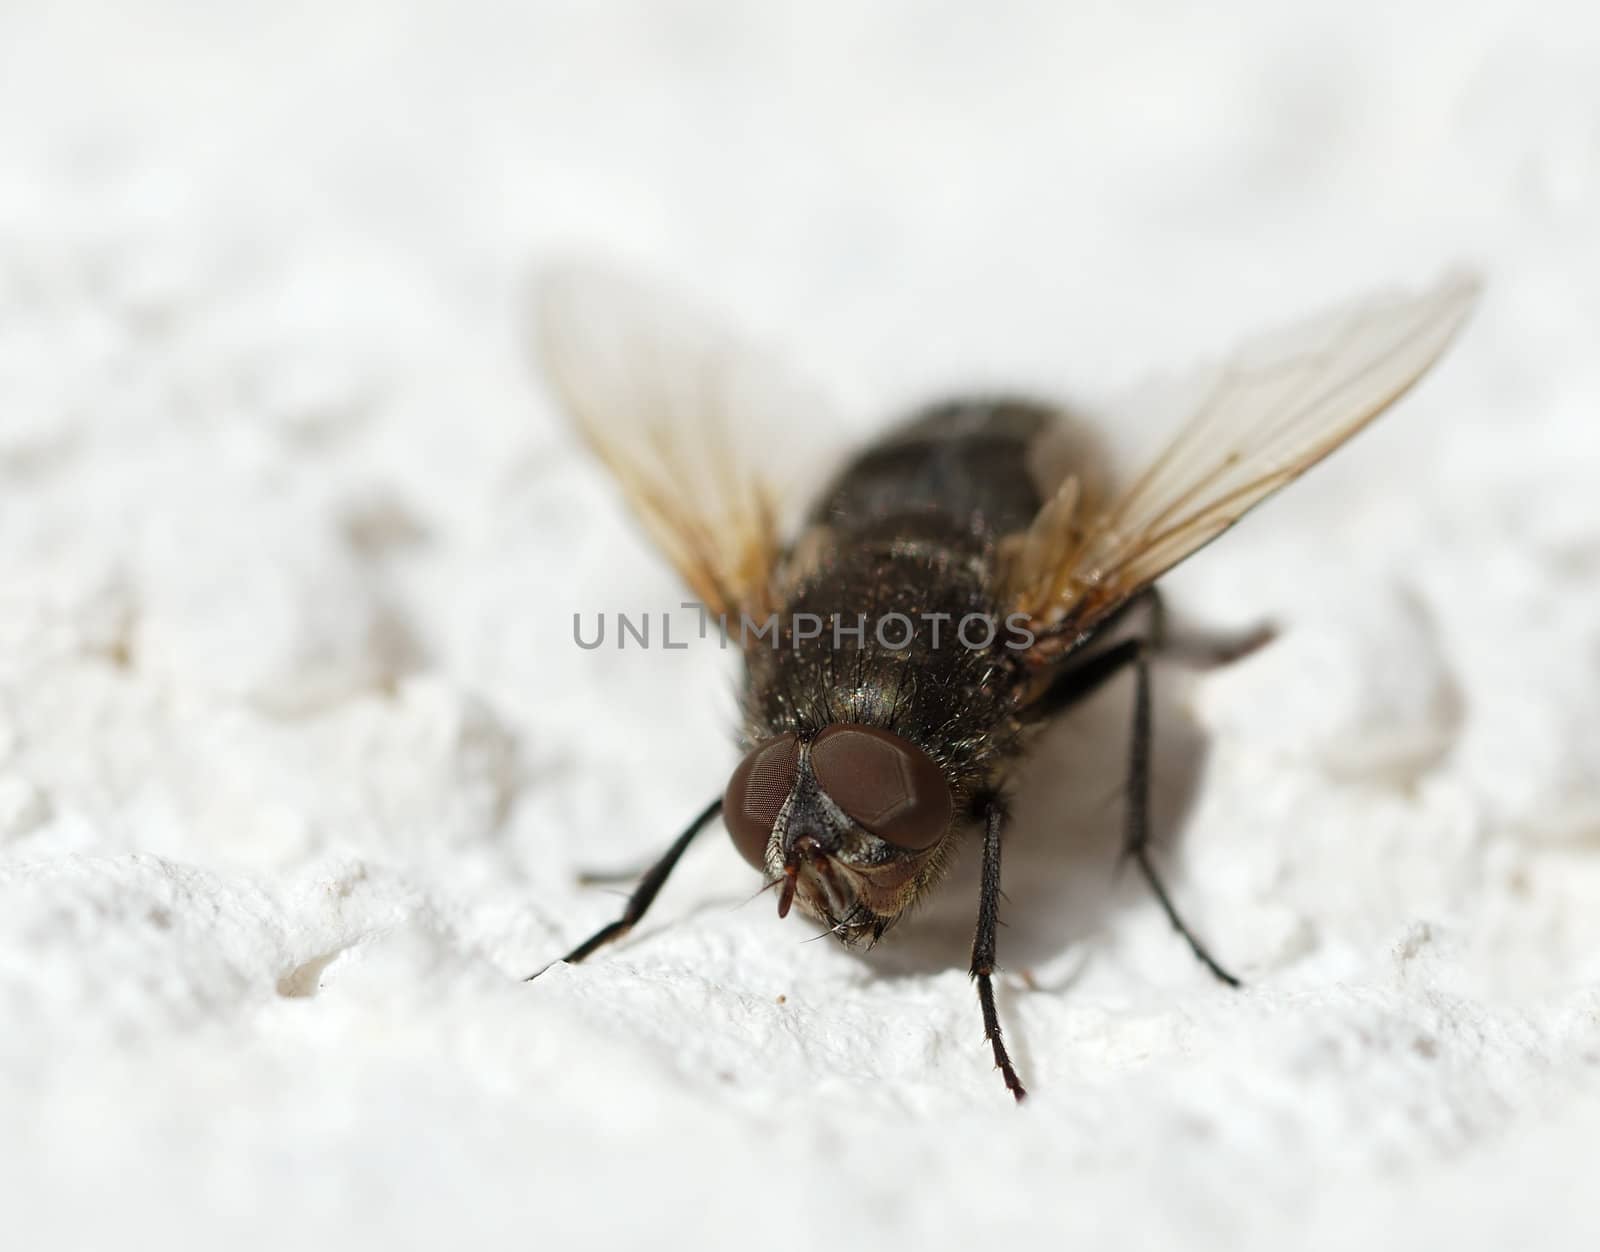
[[3, 2, 1599, 1248]]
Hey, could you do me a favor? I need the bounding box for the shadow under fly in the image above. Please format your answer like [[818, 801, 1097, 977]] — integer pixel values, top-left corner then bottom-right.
[[863, 594, 1255, 986], [526, 260, 1480, 1102]]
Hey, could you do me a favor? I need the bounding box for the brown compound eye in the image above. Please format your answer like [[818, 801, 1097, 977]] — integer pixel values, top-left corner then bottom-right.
[[722, 734, 800, 870], [809, 725, 952, 850]]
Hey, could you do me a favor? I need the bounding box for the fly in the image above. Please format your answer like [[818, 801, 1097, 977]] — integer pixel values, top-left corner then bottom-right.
[[529, 263, 1480, 1101]]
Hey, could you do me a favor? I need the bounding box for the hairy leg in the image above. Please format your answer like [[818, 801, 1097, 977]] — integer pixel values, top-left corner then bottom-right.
[[530, 796, 724, 976], [1031, 590, 1241, 986], [970, 794, 1028, 1102]]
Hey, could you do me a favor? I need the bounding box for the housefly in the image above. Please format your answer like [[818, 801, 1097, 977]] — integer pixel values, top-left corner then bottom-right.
[[530, 263, 1480, 1101]]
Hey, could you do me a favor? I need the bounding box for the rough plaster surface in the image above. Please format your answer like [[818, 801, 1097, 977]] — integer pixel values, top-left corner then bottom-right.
[[3, 3, 1600, 1249]]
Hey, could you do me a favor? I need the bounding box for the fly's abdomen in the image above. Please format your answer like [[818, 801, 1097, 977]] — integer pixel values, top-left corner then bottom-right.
[[808, 398, 1057, 540]]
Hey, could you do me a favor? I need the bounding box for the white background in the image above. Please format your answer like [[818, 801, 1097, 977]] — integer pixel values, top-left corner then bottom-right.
[[3, 2, 1599, 1248]]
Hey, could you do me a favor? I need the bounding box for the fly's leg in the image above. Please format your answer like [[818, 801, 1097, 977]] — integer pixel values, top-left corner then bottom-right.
[[1121, 626, 1240, 987], [1032, 585, 1275, 672], [528, 796, 723, 977], [970, 794, 1027, 1102], [1031, 589, 1242, 987]]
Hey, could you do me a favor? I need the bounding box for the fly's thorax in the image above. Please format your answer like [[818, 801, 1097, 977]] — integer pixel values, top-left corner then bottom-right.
[[740, 538, 1029, 797]]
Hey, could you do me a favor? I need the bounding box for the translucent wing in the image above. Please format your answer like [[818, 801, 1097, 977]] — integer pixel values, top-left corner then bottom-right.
[[1006, 270, 1482, 644], [534, 262, 835, 623]]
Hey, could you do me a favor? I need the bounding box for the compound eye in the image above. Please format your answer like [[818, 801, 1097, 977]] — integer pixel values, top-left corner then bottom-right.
[[722, 734, 800, 870], [809, 725, 952, 851]]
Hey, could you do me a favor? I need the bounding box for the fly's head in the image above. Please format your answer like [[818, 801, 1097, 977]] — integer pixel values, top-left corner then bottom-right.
[[722, 724, 958, 945]]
